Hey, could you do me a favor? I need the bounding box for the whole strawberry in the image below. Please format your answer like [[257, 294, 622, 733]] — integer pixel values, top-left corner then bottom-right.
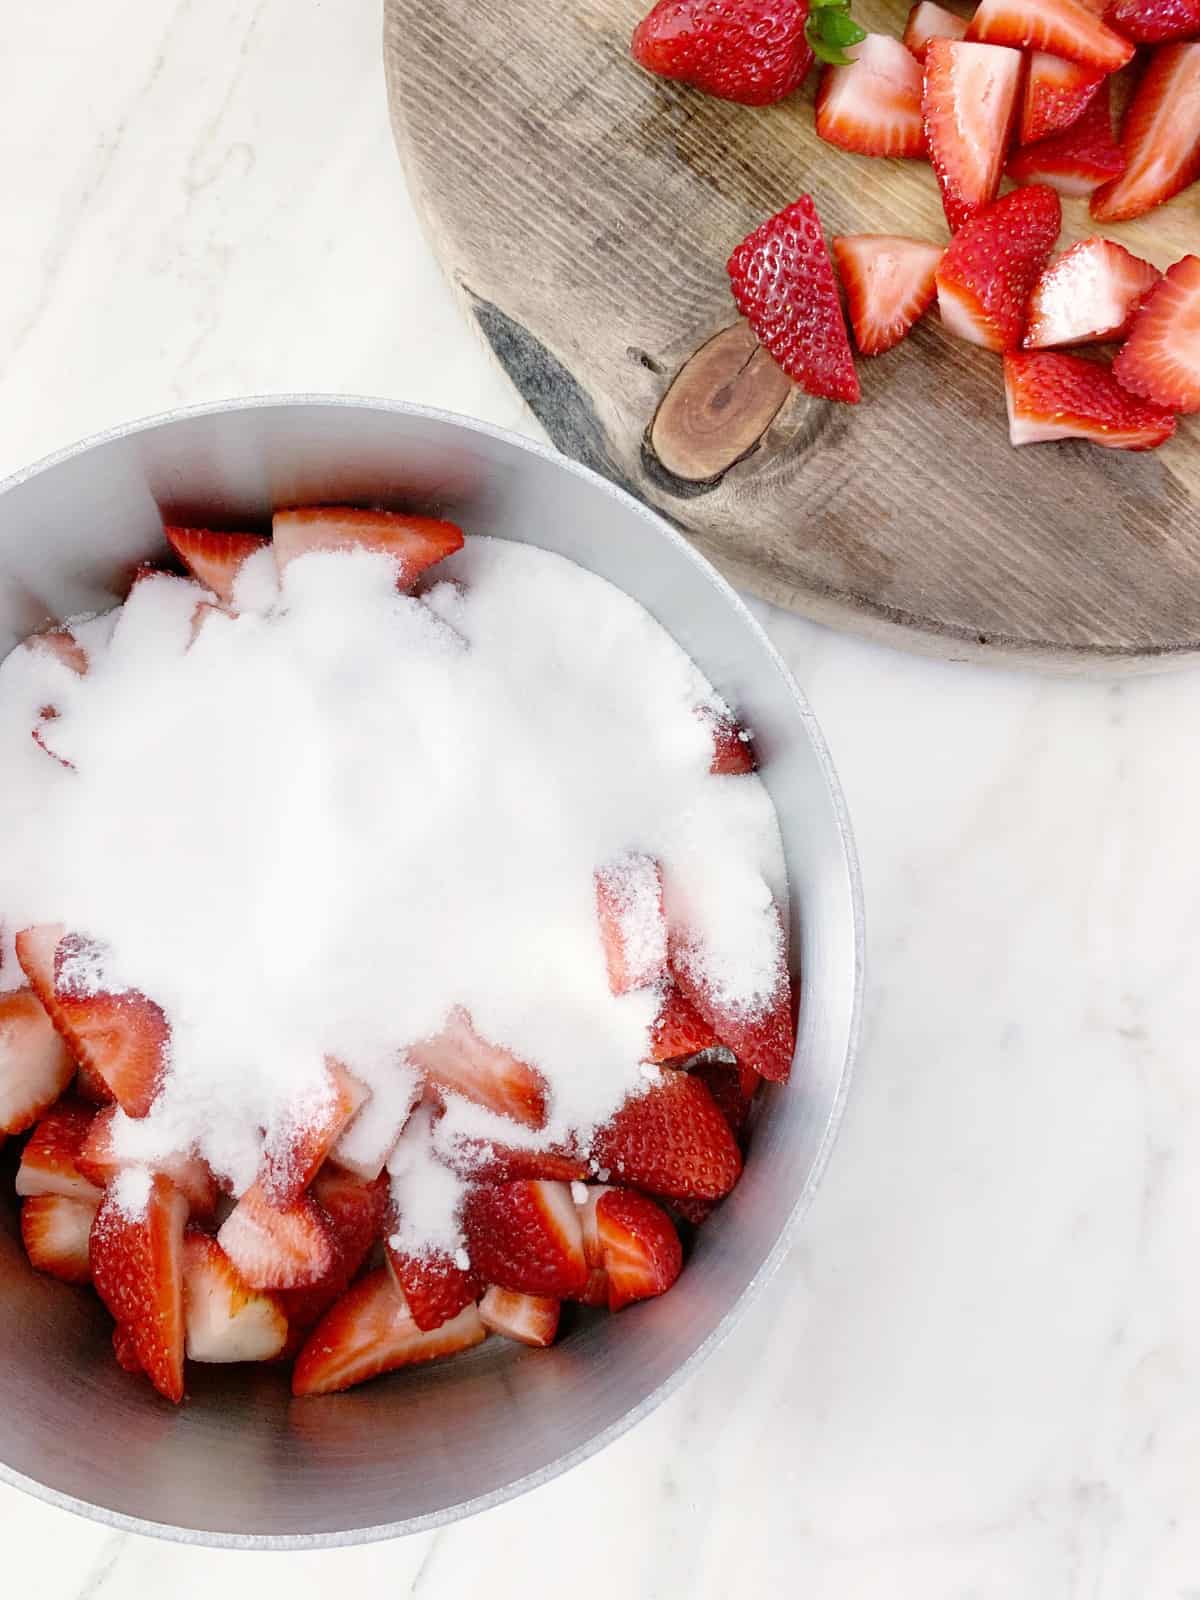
[[631, 0, 865, 107]]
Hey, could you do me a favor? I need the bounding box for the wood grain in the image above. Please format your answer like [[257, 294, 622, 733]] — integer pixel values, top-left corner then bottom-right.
[[384, 0, 1200, 669]]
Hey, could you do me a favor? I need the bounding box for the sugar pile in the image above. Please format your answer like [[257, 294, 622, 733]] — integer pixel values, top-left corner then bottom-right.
[[0, 536, 787, 1255]]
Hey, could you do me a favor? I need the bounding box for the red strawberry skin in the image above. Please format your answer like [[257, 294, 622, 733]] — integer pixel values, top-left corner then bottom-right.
[[595, 1189, 683, 1311], [1004, 351, 1177, 449], [631, 0, 814, 106], [591, 1069, 743, 1198], [936, 186, 1063, 353], [90, 1175, 188, 1403], [1007, 85, 1127, 195], [1113, 254, 1200, 413], [462, 1179, 588, 1297], [1021, 51, 1105, 144], [275, 1166, 387, 1336], [1090, 43, 1200, 221], [648, 985, 721, 1063], [386, 1243, 480, 1332], [1107, 0, 1200, 42], [727, 196, 860, 403], [696, 704, 757, 774]]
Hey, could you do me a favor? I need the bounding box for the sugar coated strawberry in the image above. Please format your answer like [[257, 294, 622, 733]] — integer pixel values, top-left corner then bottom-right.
[[935, 186, 1063, 352], [1004, 350, 1177, 449], [405, 1007, 547, 1128], [595, 854, 668, 995], [272, 506, 464, 589]]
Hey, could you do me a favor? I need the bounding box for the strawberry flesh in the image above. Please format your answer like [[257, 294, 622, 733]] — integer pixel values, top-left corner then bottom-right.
[[21, 1194, 97, 1284], [816, 33, 927, 159], [935, 185, 1063, 352], [832, 234, 944, 356], [163, 526, 268, 606], [385, 1242, 480, 1332], [1020, 51, 1106, 144], [1112, 253, 1200, 413], [1025, 237, 1161, 347], [90, 1174, 188, 1402], [405, 1007, 548, 1129], [1004, 350, 1177, 449], [595, 854, 668, 995], [15, 1099, 101, 1203], [923, 39, 1024, 229], [590, 1069, 743, 1198], [462, 1179, 588, 1297], [595, 1189, 683, 1311], [903, 1, 968, 61], [967, 0, 1135, 70], [630, 0, 814, 106], [259, 1060, 369, 1206], [1090, 43, 1200, 221], [182, 1229, 288, 1363], [478, 1285, 560, 1346], [0, 985, 76, 1135]]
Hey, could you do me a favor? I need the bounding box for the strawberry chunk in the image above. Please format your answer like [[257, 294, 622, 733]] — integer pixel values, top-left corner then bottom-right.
[[259, 1060, 370, 1207], [832, 234, 943, 356], [76, 1105, 220, 1219], [727, 195, 860, 403], [1025, 237, 1161, 347], [1006, 84, 1127, 194], [163, 526, 268, 606], [478, 1286, 560, 1347], [594, 1189, 683, 1311], [816, 34, 927, 159], [595, 854, 668, 995], [967, 0, 1134, 70], [405, 1007, 547, 1128], [590, 1070, 743, 1198], [182, 1229, 288, 1363], [384, 1244, 480, 1332], [1091, 44, 1200, 221], [272, 507, 465, 589], [15, 1099, 101, 1203], [671, 907, 796, 1081], [275, 1165, 388, 1333], [462, 1179, 588, 1297], [647, 985, 721, 1063], [923, 40, 1024, 229], [1113, 254, 1200, 413], [935, 186, 1063, 352], [1004, 350, 1177, 449], [21, 1194, 97, 1284], [903, 2, 968, 61], [90, 1174, 188, 1402], [292, 1267, 486, 1396], [630, 0, 815, 107], [1106, 0, 1200, 42], [697, 703, 757, 774], [1020, 51, 1106, 144], [0, 986, 75, 1135], [217, 1181, 336, 1291]]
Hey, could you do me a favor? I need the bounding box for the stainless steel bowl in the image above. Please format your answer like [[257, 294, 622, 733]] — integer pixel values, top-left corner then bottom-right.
[[0, 397, 863, 1547]]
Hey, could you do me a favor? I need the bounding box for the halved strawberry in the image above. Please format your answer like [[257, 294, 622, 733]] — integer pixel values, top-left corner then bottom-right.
[[405, 1008, 547, 1128], [696, 703, 757, 774], [923, 40, 1024, 229], [904, 1, 969, 61], [727, 195, 860, 403], [1004, 350, 1177, 448], [595, 854, 668, 995], [1091, 44, 1200, 220], [77, 1105, 220, 1219], [462, 1179, 588, 1297], [163, 526, 268, 606], [816, 33, 927, 158], [15, 1099, 101, 1202], [292, 1267, 486, 1396], [967, 0, 1134, 68], [590, 1070, 743, 1198], [1021, 51, 1106, 143], [1025, 237, 1162, 347], [1006, 83, 1127, 193], [385, 1241, 480, 1332], [1113, 253, 1200, 412], [935, 185, 1063, 351], [112, 1321, 143, 1374], [832, 234, 944, 356], [275, 1164, 388, 1333], [0, 985, 75, 1135], [478, 1285, 560, 1346], [182, 1229, 288, 1363], [595, 1189, 683, 1311], [25, 627, 88, 676], [648, 984, 722, 1063], [217, 1181, 336, 1291], [272, 507, 465, 588], [21, 1194, 97, 1284], [90, 1174, 188, 1402], [671, 907, 796, 1081], [1107, 0, 1200, 42], [259, 1060, 370, 1207]]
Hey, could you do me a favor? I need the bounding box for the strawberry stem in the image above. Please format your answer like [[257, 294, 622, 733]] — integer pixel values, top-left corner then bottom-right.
[[807, 0, 866, 65]]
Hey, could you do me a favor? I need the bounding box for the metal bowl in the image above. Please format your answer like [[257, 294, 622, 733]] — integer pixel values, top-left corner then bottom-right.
[[0, 397, 863, 1547]]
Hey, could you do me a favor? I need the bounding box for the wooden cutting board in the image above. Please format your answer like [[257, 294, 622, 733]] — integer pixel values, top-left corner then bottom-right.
[[384, 0, 1199, 670]]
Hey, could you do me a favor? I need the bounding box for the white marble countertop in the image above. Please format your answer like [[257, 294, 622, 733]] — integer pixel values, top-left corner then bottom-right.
[[4, 3, 1200, 1595]]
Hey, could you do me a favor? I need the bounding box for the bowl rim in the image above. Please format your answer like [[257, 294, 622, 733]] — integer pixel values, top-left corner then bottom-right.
[[0, 393, 865, 1548]]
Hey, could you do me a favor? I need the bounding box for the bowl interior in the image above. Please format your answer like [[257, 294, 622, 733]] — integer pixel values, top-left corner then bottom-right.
[[0, 399, 861, 1545]]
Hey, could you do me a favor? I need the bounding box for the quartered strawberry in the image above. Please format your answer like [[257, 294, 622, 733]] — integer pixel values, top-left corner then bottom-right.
[[1004, 350, 1177, 448], [967, 0, 1134, 69], [385, 1243, 480, 1332], [1106, 0, 1200, 42], [478, 1285, 560, 1347], [182, 1229, 288, 1363], [595, 1189, 683, 1311], [903, 1, 968, 61], [259, 1060, 370, 1207], [405, 1007, 547, 1128], [1113, 254, 1200, 412], [630, 0, 819, 106], [935, 185, 1063, 352], [292, 1267, 486, 1396], [21, 1194, 97, 1284], [671, 906, 796, 1081], [272, 507, 465, 588], [15, 1099, 101, 1203], [217, 1181, 336, 1291], [275, 1165, 388, 1334], [1020, 51, 1106, 143], [77, 1105, 220, 1219], [163, 526, 268, 606], [1091, 43, 1200, 220], [832, 234, 943, 356], [462, 1179, 588, 1297], [0, 985, 75, 1135], [1006, 83, 1126, 193], [923, 40, 1024, 229], [595, 854, 668, 995], [90, 1174, 188, 1402], [590, 1069, 743, 1198], [816, 33, 927, 158], [1025, 237, 1161, 347], [648, 984, 721, 1063], [696, 703, 757, 774], [727, 195, 860, 403]]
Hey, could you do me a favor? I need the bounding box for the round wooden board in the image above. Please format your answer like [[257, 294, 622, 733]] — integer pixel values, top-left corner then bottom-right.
[[384, 0, 1200, 670]]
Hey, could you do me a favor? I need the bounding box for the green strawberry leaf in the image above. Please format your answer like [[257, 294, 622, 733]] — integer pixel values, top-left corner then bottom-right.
[[806, 0, 866, 65]]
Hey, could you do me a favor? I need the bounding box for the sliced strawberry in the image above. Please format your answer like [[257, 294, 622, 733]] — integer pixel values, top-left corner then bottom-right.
[[1106, 0, 1200, 42], [76, 1105, 220, 1219], [904, 1, 969, 61], [1006, 83, 1127, 193], [1004, 350, 1177, 448], [595, 1189, 683, 1311], [217, 1180, 336, 1291], [259, 1060, 370, 1207], [690, 1055, 756, 1138], [0, 985, 75, 1135], [163, 526, 268, 605], [21, 1194, 97, 1284], [1021, 51, 1106, 144], [1025, 237, 1162, 347], [816, 33, 927, 158], [439, 1135, 588, 1184], [25, 627, 88, 676], [647, 985, 721, 1063], [923, 40, 1024, 229], [1113, 254, 1200, 412], [935, 185, 1063, 352], [384, 1244, 480, 1332], [275, 1165, 387, 1333], [726, 195, 860, 403], [272, 507, 465, 588], [696, 703, 757, 774], [590, 1070, 743, 1198], [405, 1007, 547, 1128], [671, 908, 796, 1081], [478, 1286, 560, 1347], [462, 1179, 588, 1297], [595, 854, 668, 995], [112, 1321, 143, 1374], [90, 1174, 188, 1402], [1091, 44, 1200, 220], [967, 0, 1134, 68], [15, 1099, 101, 1203], [630, 0, 815, 107], [182, 1229, 288, 1363], [832, 234, 943, 356]]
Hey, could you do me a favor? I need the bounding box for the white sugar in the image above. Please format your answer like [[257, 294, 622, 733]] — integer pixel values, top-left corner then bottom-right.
[[111, 1164, 153, 1221]]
